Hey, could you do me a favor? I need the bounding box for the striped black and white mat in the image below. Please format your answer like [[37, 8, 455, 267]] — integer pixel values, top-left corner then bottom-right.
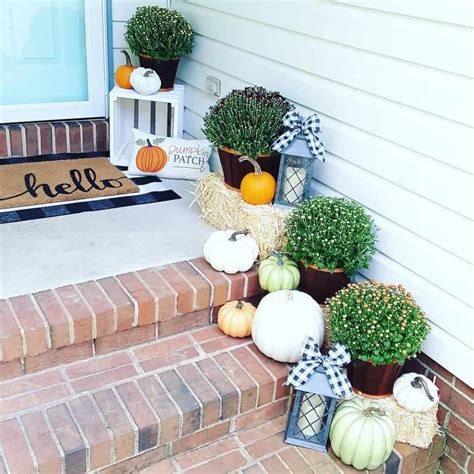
[[0, 152, 181, 224]]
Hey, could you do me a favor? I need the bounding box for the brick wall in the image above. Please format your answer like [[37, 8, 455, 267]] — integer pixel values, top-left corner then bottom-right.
[[0, 120, 109, 158], [406, 354, 473, 473]]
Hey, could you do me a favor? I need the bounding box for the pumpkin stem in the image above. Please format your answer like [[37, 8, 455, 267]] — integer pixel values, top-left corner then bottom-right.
[[229, 230, 249, 241], [239, 155, 262, 176], [144, 69, 155, 77], [411, 376, 435, 401], [271, 251, 285, 266], [121, 50, 132, 67], [146, 138, 153, 148], [236, 300, 244, 310], [362, 406, 386, 417]]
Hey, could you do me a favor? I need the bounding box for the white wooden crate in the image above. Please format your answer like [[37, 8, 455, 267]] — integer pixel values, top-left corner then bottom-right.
[[109, 85, 184, 166]]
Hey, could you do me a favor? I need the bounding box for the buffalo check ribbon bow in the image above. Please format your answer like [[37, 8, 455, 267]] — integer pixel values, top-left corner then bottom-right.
[[272, 111, 326, 161], [285, 336, 354, 399]]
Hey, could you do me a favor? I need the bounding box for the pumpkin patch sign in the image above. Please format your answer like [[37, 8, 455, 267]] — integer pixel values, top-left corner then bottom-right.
[[130, 129, 212, 180]]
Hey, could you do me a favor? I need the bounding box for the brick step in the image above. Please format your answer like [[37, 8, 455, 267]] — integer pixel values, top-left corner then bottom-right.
[[0, 324, 291, 473], [0, 324, 445, 473], [0, 120, 109, 158], [137, 417, 445, 474], [0, 259, 261, 380]]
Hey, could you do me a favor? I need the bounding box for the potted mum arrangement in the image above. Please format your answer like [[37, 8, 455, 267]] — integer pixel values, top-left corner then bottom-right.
[[203, 86, 294, 189], [285, 196, 377, 303], [125, 6, 193, 91], [328, 281, 430, 397]]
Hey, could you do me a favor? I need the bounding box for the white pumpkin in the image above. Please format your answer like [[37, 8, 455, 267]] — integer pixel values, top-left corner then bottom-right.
[[203, 230, 259, 274], [130, 68, 161, 95], [393, 373, 439, 413], [251, 290, 324, 362]]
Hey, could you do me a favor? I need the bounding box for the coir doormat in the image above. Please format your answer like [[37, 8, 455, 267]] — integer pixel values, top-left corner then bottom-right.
[[0, 156, 139, 209], [0, 152, 181, 224]]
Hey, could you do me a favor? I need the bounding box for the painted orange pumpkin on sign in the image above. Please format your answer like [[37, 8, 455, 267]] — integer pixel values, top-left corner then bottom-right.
[[135, 138, 167, 173]]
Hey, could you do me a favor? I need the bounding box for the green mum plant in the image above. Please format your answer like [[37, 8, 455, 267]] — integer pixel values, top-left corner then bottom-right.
[[202, 86, 294, 158], [125, 6, 193, 62], [328, 282, 430, 365], [285, 196, 377, 277]]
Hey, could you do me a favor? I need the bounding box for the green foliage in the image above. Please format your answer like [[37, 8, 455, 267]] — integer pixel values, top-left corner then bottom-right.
[[135, 137, 165, 146], [202, 86, 294, 158], [125, 6, 193, 61], [285, 196, 376, 277], [328, 282, 430, 365]]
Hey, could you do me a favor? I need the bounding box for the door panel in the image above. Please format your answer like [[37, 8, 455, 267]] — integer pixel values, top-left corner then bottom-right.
[[0, 0, 106, 123]]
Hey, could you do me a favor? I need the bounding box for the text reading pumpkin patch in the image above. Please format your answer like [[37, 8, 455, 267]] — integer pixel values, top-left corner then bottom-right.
[[129, 129, 212, 180]]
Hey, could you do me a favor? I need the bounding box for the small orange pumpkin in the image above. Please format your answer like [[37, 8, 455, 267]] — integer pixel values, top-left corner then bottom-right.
[[115, 50, 136, 89], [239, 156, 276, 205], [217, 300, 256, 338], [136, 139, 168, 173]]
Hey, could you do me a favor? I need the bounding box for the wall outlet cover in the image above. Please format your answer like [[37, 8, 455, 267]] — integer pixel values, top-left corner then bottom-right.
[[206, 76, 221, 97]]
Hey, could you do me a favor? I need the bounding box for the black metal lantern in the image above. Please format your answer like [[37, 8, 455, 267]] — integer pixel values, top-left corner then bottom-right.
[[284, 365, 340, 452], [274, 135, 316, 208]]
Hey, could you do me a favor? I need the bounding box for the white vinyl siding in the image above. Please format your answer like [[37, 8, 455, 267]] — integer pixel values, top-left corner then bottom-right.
[[173, 0, 474, 386]]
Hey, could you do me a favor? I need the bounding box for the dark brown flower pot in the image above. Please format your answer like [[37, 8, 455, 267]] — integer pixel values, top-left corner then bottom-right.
[[298, 262, 350, 304], [218, 146, 281, 191], [347, 360, 403, 398], [138, 55, 180, 91]]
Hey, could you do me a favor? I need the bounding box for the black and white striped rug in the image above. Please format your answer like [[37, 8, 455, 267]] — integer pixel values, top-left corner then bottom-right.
[[0, 152, 180, 224]]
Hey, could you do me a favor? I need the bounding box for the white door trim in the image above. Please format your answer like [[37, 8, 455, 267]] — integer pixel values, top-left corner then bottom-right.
[[0, 0, 107, 124]]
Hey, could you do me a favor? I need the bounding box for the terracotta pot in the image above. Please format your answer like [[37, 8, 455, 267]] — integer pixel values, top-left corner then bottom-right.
[[138, 55, 180, 91], [217, 146, 281, 190], [347, 360, 403, 398], [298, 262, 349, 304]]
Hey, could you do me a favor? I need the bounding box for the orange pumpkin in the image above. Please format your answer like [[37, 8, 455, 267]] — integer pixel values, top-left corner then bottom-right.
[[115, 50, 136, 89], [136, 139, 168, 173], [218, 300, 256, 338], [239, 156, 276, 205]]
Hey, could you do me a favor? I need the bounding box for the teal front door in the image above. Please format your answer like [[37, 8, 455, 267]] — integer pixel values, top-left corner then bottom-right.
[[0, 0, 107, 123]]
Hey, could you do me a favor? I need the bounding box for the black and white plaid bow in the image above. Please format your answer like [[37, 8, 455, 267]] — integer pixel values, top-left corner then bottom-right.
[[285, 337, 353, 399], [272, 111, 326, 161]]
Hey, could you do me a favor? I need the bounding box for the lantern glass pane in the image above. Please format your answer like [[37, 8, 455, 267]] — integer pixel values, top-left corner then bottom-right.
[[293, 393, 330, 443], [276, 155, 315, 207]]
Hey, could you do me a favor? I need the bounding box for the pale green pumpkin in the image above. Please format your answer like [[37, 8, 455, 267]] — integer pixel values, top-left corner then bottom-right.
[[329, 398, 395, 471], [258, 253, 300, 292]]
